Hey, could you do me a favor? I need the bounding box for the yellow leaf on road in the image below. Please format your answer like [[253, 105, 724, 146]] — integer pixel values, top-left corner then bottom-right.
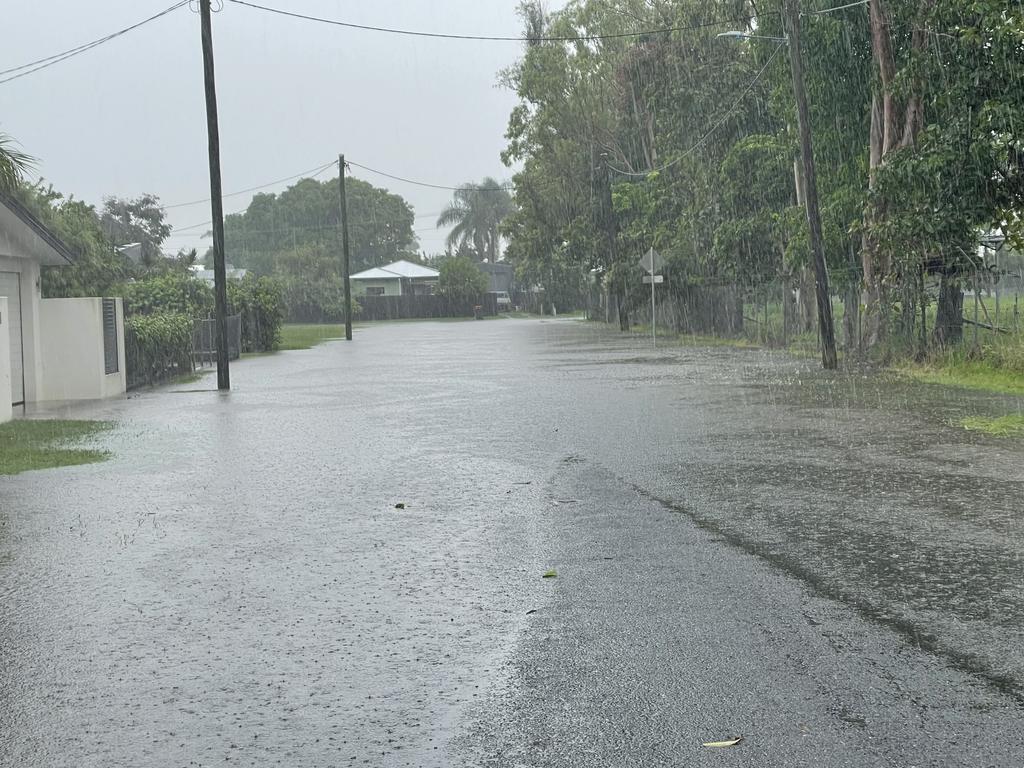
[[703, 737, 742, 748]]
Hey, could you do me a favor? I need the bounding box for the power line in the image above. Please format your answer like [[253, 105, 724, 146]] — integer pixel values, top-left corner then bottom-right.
[[227, 0, 761, 42], [0, 1, 190, 85], [607, 43, 785, 177], [161, 160, 335, 209], [167, 162, 336, 231], [347, 161, 511, 192], [806, 0, 869, 15]]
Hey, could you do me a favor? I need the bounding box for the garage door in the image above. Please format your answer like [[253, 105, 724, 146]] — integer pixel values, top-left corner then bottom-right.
[[0, 272, 24, 405]]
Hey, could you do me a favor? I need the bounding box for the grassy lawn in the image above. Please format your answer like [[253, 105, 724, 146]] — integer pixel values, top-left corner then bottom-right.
[[0, 420, 113, 476], [279, 317, 517, 351], [960, 414, 1024, 437], [897, 330, 1024, 395], [629, 324, 762, 349], [279, 324, 347, 351], [901, 360, 1024, 396]]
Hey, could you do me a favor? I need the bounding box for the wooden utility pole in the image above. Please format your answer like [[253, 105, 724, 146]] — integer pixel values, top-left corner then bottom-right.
[[785, 0, 837, 370], [338, 154, 353, 341], [199, 0, 230, 389]]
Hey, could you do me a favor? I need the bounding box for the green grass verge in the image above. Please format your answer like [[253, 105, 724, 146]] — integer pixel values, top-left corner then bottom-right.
[[960, 414, 1024, 437], [901, 362, 1024, 396], [629, 324, 762, 349], [279, 324, 347, 351], [0, 420, 113, 476]]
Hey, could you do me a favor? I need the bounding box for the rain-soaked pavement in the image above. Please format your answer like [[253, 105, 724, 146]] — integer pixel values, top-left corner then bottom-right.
[[2, 317, 1023, 767]]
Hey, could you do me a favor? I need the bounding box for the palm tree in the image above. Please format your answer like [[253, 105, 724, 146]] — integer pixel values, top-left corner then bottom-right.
[[437, 178, 515, 263], [0, 133, 34, 193]]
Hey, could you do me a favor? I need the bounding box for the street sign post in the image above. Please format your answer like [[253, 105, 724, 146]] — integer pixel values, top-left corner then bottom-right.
[[638, 248, 662, 348], [639, 247, 664, 275]]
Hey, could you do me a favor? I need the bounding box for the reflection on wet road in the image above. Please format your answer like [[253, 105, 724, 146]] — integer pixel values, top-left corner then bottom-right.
[[2, 318, 1022, 766]]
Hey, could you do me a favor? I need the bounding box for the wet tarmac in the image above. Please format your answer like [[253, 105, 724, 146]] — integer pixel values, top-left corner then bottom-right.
[[2, 318, 1023, 766]]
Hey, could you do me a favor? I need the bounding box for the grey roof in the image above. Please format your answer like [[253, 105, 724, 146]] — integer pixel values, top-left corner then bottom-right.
[[0, 191, 76, 265]]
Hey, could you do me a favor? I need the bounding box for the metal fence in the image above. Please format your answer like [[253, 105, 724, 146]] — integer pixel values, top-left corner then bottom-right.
[[192, 315, 242, 367], [589, 265, 1024, 355], [356, 294, 498, 321]]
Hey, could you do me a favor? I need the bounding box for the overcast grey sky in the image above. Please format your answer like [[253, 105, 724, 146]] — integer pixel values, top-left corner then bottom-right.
[[1, 1, 560, 256]]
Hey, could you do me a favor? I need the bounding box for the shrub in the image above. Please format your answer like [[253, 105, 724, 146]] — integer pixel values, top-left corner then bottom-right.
[[438, 256, 488, 302], [122, 272, 213, 317], [228, 274, 285, 352], [124, 312, 194, 388]]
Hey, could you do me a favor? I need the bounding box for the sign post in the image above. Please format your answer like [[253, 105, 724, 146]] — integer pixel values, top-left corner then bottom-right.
[[639, 248, 663, 348]]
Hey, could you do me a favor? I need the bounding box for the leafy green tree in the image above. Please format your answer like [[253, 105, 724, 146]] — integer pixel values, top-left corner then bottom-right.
[[220, 176, 417, 275], [437, 179, 515, 262], [865, 0, 1024, 347], [273, 241, 349, 323], [11, 182, 130, 298], [100, 194, 172, 267], [438, 256, 488, 302]]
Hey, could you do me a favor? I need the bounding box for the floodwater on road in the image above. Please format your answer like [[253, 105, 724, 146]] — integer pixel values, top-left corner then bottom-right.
[[2, 318, 1023, 767]]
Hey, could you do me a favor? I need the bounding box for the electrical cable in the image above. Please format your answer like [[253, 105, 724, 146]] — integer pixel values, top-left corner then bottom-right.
[[226, 0, 763, 42], [347, 161, 510, 192], [607, 43, 785, 178], [161, 160, 335, 209], [0, 1, 190, 85], [805, 0, 869, 15]]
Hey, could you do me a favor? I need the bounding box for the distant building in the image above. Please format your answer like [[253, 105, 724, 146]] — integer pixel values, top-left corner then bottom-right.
[[115, 242, 144, 263], [351, 260, 440, 296], [189, 263, 249, 284], [477, 261, 515, 294]]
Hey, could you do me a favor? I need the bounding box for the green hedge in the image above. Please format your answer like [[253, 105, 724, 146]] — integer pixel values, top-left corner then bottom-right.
[[124, 312, 194, 388], [122, 272, 214, 317], [228, 274, 284, 352]]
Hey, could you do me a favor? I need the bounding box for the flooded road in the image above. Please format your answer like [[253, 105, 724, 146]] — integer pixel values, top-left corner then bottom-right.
[[2, 318, 1023, 766]]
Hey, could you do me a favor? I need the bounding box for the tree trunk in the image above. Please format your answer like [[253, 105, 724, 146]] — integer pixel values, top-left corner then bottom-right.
[[861, 93, 886, 349], [618, 297, 630, 331], [861, 0, 930, 352], [842, 281, 860, 354], [933, 273, 963, 346], [782, 275, 796, 345], [898, 269, 917, 341], [798, 267, 816, 333]]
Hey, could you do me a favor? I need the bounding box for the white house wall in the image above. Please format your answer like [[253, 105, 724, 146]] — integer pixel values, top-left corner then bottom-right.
[[0, 297, 11, 423], [356, 279, 402, 297], [39, 298, 126, 402], [0, 255, 41, 405]]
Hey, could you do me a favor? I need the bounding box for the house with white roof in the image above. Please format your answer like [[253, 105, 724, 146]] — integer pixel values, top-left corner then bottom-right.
[[350, 259, 440, 297], [0, 193, 126, 421]]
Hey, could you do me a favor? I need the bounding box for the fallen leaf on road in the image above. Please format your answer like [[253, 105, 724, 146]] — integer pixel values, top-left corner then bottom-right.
[[703, 737, 742, 748], [394, 503, 406, 509], [542, 570, 557, 579]]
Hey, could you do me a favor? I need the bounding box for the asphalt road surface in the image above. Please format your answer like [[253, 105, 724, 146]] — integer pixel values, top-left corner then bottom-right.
[[2, 318, 1022, 767]]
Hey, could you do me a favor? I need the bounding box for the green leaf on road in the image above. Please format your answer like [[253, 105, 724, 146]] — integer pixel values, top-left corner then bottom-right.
[[541, 569, 557, 579]]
